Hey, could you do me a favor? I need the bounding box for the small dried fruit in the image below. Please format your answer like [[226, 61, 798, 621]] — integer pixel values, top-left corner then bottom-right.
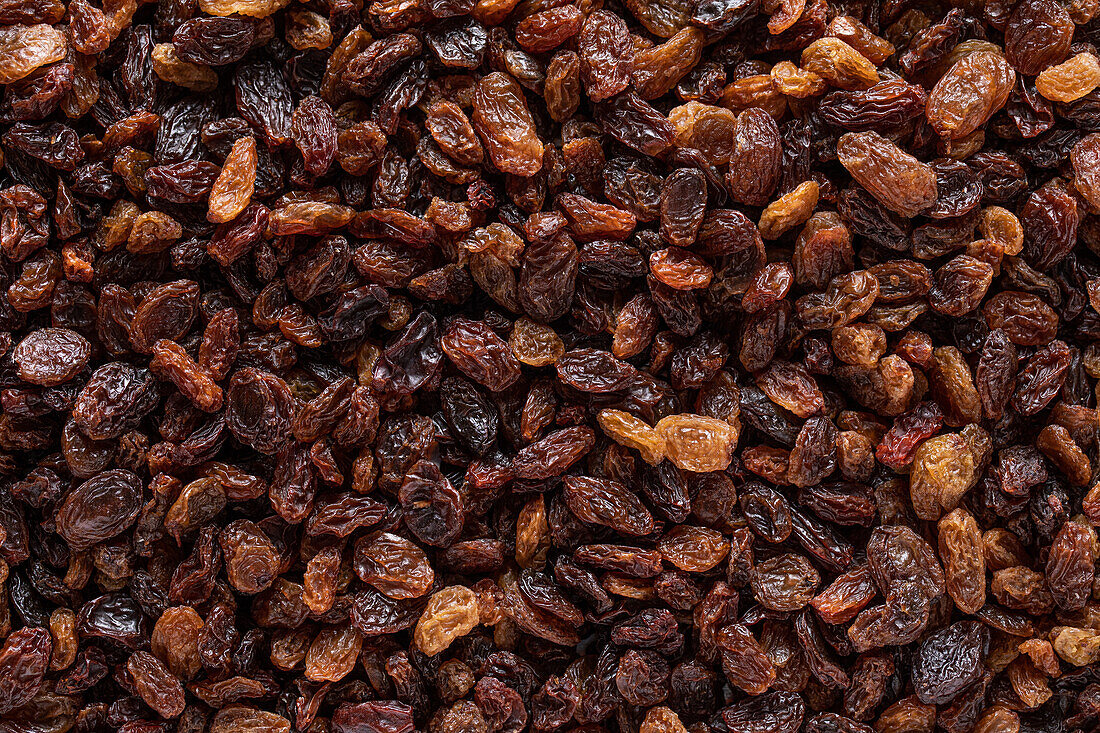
[[837, 132, 938, 217], [414, 586, 480, 656]]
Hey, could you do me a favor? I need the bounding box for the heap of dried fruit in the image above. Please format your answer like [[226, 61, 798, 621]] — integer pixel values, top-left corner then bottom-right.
[[2, 0, 1100, 731]]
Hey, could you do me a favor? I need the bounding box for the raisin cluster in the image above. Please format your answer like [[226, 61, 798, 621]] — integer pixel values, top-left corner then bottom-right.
[[0, 0, 1099, 732]]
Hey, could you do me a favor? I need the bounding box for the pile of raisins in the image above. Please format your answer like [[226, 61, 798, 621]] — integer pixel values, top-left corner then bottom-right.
[[3, 0, 1100, 730]]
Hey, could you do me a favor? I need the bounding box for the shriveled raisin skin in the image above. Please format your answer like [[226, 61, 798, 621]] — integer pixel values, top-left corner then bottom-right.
[[414, 585, 480, 656], [727, 108, 781, 208], [128, 280, 201, 354], [563, 475, 655, 536], [208, 136, 256, 224], [819, 80, 926, 132], [0, 24, 66, 85], [224, 368, 296, 454], [442, 318, 522, 391], [1005, 0, 1074, 76], [836, 131, 938, 217], [472, 72, 543, 176], [660, 167, 707, 247], [13, 327, 90, 386], [128, 650, 186, 718], [1046, 520, 1096, 611], [911, 621, 987, 705], [290, 95, 337, 176], [427, 99, 483, 166], [0, 627, 52, 714], [938, 508, 986, 614], [578, 10, 633, 103], [56, 469, 144, 550], [72, 358, 159, 440], [355, 531, 434, 599], [927, 52, 1015, 141]]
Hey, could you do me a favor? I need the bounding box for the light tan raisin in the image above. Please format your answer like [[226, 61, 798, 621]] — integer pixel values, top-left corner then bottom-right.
[[0, 24, 67, 85], [304, 626, 362, 682], [208, 136, 257, 224], [910, 433, 977, 520], [1036, 52, 1100, 102], [926, 51, 1016, 140], [800, 37, 879, 90], [937, 508, 986, 614], [151, 43, 218, 92], [758, 181, 820, 240], [655, 413, 738, 472], [597, 409, 666, 465], [472, 72, 544, 177], [414, 585, 481, 656]]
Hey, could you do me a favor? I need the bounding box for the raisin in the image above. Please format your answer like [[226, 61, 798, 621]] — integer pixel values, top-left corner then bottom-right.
[[127, 650, 186, 718], [1005, 0, 1073, 76], [801, 38, 879, 90], [727, 107, 782, 207], [207, 136, 256, 224], [911, 621, 987, 705], [0, 627, 51, 714], [937, 508, 986, 614], [13, 327, 90, 386], [927, 52, 1015, 141], [414, 586, 480, 656], [173, 17, 255, 66], [836, 131, 938, 217], [472, 72, 543, 176]]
